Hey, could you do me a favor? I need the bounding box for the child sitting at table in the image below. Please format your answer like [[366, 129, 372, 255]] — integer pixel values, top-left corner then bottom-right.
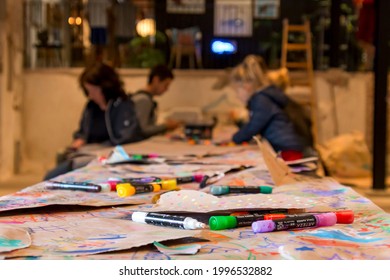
[[44, 62, 144, 180], [228, 55, 313, 161]]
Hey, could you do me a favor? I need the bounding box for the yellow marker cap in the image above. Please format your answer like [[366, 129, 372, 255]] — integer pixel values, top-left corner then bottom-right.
[[116, 183, 135, 197], [160, 179, 177, 190], [151, 183, 162, 192]]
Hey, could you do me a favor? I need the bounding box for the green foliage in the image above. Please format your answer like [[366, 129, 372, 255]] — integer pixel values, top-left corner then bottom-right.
[[126, 31, 167, 68]]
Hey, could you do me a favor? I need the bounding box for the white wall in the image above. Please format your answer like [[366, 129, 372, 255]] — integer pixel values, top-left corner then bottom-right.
[[0, 0, 24, 180]]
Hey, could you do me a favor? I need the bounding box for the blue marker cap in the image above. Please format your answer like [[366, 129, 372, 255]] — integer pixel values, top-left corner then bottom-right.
[[210, 186, 230, 195]]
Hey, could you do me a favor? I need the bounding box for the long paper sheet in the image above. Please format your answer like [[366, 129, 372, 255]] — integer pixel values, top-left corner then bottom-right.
[[3, 217, 198, 258]]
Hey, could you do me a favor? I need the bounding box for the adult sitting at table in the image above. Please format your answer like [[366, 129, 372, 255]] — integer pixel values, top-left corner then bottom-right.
[[228, 55, 313, 161], [131, 64, 181, 139], [44, 62, 144, 180]]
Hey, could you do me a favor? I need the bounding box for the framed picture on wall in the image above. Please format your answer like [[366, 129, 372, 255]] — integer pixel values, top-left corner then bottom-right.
[[166, 0, 205, 14], [254, 0, 280, 19], [214, 0, 252, 37]]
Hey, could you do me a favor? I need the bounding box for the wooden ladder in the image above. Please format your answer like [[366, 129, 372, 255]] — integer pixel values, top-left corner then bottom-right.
[[281, 18, 318, 146]]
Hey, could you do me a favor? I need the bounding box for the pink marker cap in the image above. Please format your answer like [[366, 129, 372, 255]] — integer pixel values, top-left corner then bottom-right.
[[252, 220, 275, 233], [194, 174, 204, 182], [315, 213, 337, 227]]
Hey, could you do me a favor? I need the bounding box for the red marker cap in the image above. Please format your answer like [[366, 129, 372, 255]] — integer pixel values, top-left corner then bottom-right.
[[335, 210, 354, 224], [264, 214, 287, 220], [107, 181, 118, 191]]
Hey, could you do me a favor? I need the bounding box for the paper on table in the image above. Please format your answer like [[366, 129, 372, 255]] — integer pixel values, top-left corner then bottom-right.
[[3, 218, 198, 258], [0, 225, 31, 253], [150, 190, 317, 213], [0, 185, 150, 213], [153, 241, 201, 255]]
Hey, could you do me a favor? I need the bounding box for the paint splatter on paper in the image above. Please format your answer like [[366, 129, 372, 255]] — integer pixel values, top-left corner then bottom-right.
[[0, 225, 31, 253]]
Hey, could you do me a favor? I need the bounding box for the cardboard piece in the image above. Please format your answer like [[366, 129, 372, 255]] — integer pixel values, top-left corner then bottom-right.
[[254, 137, 310, 185]]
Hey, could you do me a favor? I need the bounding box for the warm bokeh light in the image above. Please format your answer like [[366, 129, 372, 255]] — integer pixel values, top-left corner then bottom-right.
[[68, 17, 75, 25], [136, 18, 156, 37], [75, 17, 82, 25]]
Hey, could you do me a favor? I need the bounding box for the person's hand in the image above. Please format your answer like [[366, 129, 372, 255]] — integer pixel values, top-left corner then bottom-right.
[[69, 138, 85, 150], [165, 119, 182, 131]]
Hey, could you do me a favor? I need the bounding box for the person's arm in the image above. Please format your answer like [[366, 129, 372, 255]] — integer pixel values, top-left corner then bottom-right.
[[71, 105, 90, 150], [134, 95, 168, 137], [232, 95, 274, 144]]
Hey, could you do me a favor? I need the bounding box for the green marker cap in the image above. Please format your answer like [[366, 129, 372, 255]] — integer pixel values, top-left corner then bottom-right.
[[260, 186, 273, 194], [209, 216, 237, 230]]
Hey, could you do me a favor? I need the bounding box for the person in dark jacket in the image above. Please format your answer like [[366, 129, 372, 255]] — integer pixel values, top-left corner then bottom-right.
[[44, 62, 143, 180], [229, 55, 308, 161]]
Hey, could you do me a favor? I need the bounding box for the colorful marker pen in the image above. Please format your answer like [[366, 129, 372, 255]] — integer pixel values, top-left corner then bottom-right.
[[116, 183, 161, 197], [264, 210, 354, 224], [230, 209, 299, 216], [209, 213, 266, 230], [175, 174, 204, 184], [108, 177, 161, 191], [210, 185, 273, 195], [252, 213, 337, 233], [131, 212, 206, 230], [45, 181, 110, 193], [131, 153, 159, 160], [158, 179, 178, 190]]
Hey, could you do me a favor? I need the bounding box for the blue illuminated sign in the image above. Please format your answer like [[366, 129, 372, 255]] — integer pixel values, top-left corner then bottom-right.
[[211, 39, 237, 55]]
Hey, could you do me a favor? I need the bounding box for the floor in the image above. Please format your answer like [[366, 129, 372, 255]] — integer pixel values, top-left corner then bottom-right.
[[0, 172, 389, 213]]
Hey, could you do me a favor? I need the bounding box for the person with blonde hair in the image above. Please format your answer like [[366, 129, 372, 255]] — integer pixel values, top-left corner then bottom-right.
[[229, 55, 311, 161]]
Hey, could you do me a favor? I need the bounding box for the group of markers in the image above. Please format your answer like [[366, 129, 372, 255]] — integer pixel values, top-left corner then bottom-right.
[[45, 174, 274, 198], [121, 209, 354, 234], [44, 176, 354, 233]]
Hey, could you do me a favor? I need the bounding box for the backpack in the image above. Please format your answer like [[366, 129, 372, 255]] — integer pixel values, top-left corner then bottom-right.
[[283, 97, 314, 148]]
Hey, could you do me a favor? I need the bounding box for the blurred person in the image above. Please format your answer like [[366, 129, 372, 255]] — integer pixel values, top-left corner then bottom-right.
[[228, 55, 313, 161], [85, 0, 111, 63], [355, 0, 375, 70], [44, 62, 143, 180], [131, 64, 181, 138]]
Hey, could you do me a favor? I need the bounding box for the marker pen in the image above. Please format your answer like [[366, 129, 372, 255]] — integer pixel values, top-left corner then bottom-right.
[[209, 213, 266, 230], [131, 212, 206, 230], [264, 210, 354, 224], [230, 209, 295, 216], [131, 153, 159, 160], [252, 213, 337, 233], [174, 174, 204, 184], [210, 185, 273, 195], [45, 181, 110, 193], [108, 177, 161, 191], [116, 183, 161, 197]]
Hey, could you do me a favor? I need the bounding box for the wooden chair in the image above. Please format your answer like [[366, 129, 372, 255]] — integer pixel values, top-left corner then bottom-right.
[[166, 27, 202, 69]]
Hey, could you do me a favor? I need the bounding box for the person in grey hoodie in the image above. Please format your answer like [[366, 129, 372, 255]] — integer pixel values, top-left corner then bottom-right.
[[229, 55, 310, 161], [44, 62, 143, 180], [132, 64, 181, 138]]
